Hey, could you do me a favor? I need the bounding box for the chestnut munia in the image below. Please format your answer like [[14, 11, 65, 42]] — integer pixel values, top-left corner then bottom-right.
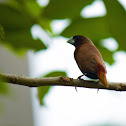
[[67, 35, 108, 87]]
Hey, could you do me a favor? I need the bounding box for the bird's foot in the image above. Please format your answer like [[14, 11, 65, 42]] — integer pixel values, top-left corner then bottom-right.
[[75, 75, 85, 91], [77, 75, 85, 83]]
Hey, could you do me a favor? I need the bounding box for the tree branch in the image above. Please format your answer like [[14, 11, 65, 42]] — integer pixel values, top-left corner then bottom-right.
[[0, 73, 126, 91]]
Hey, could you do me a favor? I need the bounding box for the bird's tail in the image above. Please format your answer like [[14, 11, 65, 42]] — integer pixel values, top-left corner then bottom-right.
[[97, 71, 108, 87]]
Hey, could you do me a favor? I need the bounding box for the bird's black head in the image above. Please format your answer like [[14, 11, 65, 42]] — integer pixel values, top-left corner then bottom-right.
[[67, 35, 91, 47]]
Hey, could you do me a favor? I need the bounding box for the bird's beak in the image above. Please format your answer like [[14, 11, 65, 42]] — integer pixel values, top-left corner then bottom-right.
[[67, 37, 75, 45]]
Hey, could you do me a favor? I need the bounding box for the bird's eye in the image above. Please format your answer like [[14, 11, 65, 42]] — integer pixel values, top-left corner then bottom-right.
[[73, 36, 76, 39]]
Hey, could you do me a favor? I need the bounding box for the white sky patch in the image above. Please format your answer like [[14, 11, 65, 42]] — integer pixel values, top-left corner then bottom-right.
[[102, 38, 118, 51], [31, 25, 52, 46], [119, 0, 126, 10], [51, 19, 71, 34], [37, 0, 49, 7], [81, 0, 106, 18], [107, 51, 126, 83]]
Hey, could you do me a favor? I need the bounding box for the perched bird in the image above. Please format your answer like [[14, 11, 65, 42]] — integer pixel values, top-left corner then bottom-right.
[[67, 35, 108, 87]]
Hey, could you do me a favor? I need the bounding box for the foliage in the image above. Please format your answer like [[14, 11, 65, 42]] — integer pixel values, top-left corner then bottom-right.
[[0, 0, 125, 62], [0, 0, 126, 104], [0, 25, 5, 40], [0, 74, 10, 111], [0, 77, 9, 95], [38, 71, 67, 105], [43, 0, 94, 19], [103, 0, 126, 51], [0, 1, 47, 53]]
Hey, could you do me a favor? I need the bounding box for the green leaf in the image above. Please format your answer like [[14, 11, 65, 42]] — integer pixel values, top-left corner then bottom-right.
[[0, 76, 10, 113], [24, 0, 42, 18], [0, 25, 5, 40], [0, 72, 10, 112], [61, 17, 111, 43], [0, 4, 32, 29], [39, 18, 52, 33], [98, 46, 114, 65], [0, 77, 9, 95], [103, 0, 126, 51], [1, 29, 46, 52], [43, 0, 94, 19], [38, 71, 67, 105], [0, 4, 47, 52]]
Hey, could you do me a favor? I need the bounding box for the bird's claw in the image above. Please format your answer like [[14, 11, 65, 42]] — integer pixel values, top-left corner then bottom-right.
[[77, 75, 84, 81], [77, 75, 83, 80]]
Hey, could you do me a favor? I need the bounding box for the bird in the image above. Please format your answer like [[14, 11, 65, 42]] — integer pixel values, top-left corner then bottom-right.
[[67, 35, 108, 87]]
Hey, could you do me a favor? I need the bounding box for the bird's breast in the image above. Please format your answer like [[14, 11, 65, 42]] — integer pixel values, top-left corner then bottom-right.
[[74, 44, 106, 77]]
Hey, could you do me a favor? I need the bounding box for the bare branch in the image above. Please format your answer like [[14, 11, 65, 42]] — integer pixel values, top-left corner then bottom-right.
[[0, 73, 126, 91]]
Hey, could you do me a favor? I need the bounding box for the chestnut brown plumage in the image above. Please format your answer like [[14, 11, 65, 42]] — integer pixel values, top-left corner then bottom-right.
[[67, 35, 108, 87]]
